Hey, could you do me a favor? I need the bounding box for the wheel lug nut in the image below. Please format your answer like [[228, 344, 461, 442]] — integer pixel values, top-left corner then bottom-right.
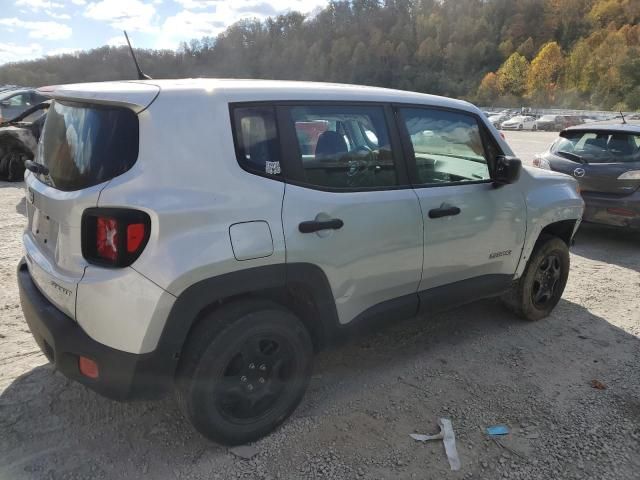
[[249, 363, 255, 370], [259, 364, 266, 371], [247, 384, 254, 391], [259, 377, 265, 384], [241, 376, 247, 382]]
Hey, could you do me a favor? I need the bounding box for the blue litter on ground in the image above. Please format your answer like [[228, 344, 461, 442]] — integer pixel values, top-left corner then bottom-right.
[[486, 425, 510, 436]]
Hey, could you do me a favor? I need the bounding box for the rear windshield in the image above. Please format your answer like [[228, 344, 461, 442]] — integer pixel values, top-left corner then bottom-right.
[[552, 130, 640, 163], [35, 101, 139, 191]]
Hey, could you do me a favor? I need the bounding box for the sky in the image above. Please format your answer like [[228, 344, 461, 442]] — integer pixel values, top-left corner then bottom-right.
[[0, 0, 329, 65]]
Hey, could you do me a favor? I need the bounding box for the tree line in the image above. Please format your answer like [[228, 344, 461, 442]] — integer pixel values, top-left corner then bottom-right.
[[0, 0, 638, 110]]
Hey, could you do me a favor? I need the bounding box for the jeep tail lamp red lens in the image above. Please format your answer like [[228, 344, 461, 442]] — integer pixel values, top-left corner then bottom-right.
[[126, 223, 145, 253], [96, 217, 118, 261], [82, 208, 151, 267]]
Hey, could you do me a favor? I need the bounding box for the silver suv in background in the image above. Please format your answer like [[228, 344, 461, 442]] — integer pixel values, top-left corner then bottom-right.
[[18, 80, 583, 445]]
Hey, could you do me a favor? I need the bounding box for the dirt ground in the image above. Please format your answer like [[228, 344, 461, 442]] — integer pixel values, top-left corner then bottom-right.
[[1, 133, 639, 480]]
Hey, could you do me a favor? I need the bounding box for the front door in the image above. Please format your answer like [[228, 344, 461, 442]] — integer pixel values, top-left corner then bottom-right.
[[395, 106, 526, 298], [280, 103, 424, 324]]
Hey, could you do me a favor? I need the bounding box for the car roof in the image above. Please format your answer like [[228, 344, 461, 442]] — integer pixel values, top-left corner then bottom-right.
[[45, 78, 478, 113], [563, 121, 640, 135]]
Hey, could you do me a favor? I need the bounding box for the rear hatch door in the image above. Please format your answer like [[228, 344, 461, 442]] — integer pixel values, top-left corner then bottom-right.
[[549, 155, 640, 195], [24, 81, 158, 319]]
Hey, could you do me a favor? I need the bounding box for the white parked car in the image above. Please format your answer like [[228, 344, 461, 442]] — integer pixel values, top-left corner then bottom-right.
[[18, 79, 583, 445], [501, 115, 537, 131]]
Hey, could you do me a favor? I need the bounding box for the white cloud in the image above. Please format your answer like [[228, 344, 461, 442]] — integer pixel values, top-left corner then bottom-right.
[[16, 0, 64, 9], [173, 0, 215, 8], [161, 10, 225, 45], [47, 12, 72, 20], [0, 42, 43, 64], [84, 0, 157, 32], [0, 18, 72, 40], [71, 0, 86, 4], [159, 0, 327, 49], [106, 35, 127, 46], [47, 47, 79, 56]]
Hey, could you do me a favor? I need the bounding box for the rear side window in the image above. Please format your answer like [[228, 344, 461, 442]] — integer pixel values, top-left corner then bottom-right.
[[35, 101, 139, 191], [232, 106, 281, 176], [288, 105, 398, 189]]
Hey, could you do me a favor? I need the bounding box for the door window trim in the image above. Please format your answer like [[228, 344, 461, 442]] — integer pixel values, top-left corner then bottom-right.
[[231, 100, 413, 192], [393, 103, 504, 189]]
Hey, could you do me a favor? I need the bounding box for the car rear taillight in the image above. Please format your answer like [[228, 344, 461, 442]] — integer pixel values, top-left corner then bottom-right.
[[82, 208, 151, 267]]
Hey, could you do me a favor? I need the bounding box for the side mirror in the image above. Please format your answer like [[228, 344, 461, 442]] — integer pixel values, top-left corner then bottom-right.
[[493, 155, 521, 186]]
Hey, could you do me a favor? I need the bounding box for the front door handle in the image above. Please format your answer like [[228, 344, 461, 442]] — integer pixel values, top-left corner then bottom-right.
[[299, 218, 344, 233], [428, 205, 461, 219]]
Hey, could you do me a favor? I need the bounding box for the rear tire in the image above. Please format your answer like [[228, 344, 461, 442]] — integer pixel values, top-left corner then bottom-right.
[[176, 300, 313, 445], [0, 149, 27, 182], [501, 235, 570, 321]]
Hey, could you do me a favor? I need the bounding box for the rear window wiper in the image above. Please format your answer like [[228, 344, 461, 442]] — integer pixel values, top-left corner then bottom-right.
[[556, 150, 586, 164]]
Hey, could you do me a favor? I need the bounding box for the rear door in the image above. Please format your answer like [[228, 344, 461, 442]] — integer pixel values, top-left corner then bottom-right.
[[24, 87, 157, 318], [395, 105, 526, 300], [279, 103, 424, 324]]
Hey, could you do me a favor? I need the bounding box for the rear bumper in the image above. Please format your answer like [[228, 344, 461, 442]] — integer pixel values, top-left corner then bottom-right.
[[17, 259, 173, 400], [581, 191, 640, 230]]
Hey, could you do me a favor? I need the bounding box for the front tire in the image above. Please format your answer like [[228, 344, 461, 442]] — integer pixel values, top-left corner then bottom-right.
[[501, 235, 570, 321], [176, 300, 313, 445]]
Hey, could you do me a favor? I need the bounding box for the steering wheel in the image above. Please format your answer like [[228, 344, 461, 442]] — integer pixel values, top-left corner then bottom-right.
[[344, 146, 375, 187]]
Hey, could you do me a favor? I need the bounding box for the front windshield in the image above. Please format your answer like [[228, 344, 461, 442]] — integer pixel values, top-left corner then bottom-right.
[[553, 131, 640, 163]]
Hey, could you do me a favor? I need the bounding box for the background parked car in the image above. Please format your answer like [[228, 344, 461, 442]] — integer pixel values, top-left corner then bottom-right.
[[488, 113, 510, 128], [0, 100, 50, 181], [0, 89, 48, 124], [501, 115, 537, 130], [535, 115, 565, 131], [561, 115, 584, 128], [0, 85, 20, 93], [533, 122, 640, 230]]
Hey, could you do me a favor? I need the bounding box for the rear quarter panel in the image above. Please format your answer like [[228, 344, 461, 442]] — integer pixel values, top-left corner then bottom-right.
[[96, 89, 287, 296]]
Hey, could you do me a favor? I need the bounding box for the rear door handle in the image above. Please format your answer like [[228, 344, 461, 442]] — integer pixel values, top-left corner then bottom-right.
[[299, 218, 344, 233], [428, 206, 461, 219]]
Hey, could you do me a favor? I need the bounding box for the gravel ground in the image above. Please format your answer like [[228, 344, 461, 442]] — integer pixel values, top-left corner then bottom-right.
[[1, 133, 639, 479]]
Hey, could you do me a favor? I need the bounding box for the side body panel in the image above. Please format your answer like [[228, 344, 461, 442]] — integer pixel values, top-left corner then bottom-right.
[[77, 91, 287, 353], [415, 182, 526, 291], [96, 92, 287, 296], [514, 166, 584, 278], [282, 185, 423, 324]]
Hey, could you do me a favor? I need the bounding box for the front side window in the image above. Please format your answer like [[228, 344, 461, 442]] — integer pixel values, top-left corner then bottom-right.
[[399, 108, 491, 185], [289, 105, 397, 189], [232, 106, 281, 176], [552, 131, 640, 163]]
